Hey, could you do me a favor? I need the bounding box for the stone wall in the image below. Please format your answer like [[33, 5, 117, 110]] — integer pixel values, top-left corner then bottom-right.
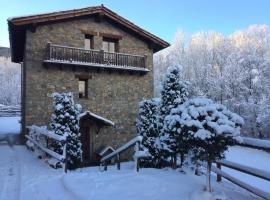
[[23, 16, 154, 157]]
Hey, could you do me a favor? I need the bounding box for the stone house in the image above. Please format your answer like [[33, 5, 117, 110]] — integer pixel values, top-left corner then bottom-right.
[[8, 5, 169, 164]]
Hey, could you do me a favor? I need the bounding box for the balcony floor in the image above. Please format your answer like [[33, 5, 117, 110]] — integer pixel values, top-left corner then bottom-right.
[[43, 59, 150, 73]]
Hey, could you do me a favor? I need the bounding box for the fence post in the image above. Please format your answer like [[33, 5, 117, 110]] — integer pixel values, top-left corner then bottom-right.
[[117, 153, 121, 170], [217, 162, 222, 182], [63, 141, 68, 173], [135, 141, 140, 172], [104, 162, 107, 171]]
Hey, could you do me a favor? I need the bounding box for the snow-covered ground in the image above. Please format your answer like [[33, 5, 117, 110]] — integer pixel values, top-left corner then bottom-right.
[[0, 145, 266, 200], [225, 146, 270, 194], [0, 117, 21, 134]]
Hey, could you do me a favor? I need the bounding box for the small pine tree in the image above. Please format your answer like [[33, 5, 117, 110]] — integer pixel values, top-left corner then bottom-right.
[[159, 65, 189, 167], [136, 98, 161, 167], [50, 92, 82, 169], [179, 97, 244, 192]]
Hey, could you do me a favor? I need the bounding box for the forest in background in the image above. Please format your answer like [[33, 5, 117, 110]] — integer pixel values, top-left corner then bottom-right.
[[0, 48, 21, 106], [154, 25, 270, 138]]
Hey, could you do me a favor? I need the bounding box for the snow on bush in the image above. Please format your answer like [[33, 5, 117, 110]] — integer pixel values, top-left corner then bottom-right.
[[136, 98, 161, 167], [167, 97, 244, 191], [50, 92, 82, 169]]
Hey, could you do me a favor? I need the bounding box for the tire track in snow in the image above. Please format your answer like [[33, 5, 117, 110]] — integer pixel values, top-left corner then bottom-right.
[[0, 145, 21, 200]]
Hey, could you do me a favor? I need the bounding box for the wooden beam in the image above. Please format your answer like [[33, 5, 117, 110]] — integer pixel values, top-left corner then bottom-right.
[[29, 23, 37, 33], [99, 32, 123, 40], [80, 29, 98, 36], [74, 74, 92, 79]]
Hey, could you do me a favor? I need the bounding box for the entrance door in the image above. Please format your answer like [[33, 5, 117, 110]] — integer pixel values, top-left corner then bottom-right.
[[80, 127, 90, 162]]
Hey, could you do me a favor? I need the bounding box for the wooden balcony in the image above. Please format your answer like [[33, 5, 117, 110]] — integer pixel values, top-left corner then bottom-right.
[[44, 43, 149, 73]]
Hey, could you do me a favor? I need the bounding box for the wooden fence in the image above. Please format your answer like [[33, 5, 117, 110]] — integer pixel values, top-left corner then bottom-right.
[[0, 105, 21, 117], [26, 125, 68, 173], [199, 137, 270, 200]]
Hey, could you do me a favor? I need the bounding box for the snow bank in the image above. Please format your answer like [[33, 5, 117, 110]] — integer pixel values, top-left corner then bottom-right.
[[0, 117, 21, 134]]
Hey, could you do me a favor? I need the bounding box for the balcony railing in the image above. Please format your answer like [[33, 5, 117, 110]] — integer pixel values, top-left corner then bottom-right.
[[44, 43, 148, 71]]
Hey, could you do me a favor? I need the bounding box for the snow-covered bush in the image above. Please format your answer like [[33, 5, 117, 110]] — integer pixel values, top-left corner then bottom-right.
[[171, 97, 244, 191], [159, 65, 189, 166], [136, 98, 161, 167], [50, 92, 82, 169]]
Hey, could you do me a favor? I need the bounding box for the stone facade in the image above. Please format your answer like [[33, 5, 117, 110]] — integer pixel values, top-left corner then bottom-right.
[[22, 16, 154, 158]]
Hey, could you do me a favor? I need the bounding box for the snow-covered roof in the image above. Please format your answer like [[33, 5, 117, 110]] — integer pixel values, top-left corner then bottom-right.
[[79, 111, 114, 126]]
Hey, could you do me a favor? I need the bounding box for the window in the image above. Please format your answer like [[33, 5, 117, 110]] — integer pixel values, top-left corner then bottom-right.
[[102, 37, 118, 52], [85, 35, 94, 50], [79, 79, 88, 98]]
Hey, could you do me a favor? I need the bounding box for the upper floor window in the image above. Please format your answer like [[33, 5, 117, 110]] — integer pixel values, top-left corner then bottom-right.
[[79, 79, 88, 99], [85, 35, 94, 50], [102, 37, 118, 52]]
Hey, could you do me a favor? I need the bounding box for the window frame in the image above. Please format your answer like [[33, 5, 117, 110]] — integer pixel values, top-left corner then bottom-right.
[[78, 79, 88, 99], [84, 34, 94, 50], [102, 37, 119, 52]]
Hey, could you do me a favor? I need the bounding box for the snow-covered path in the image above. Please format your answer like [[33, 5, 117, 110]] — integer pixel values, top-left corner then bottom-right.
[[0, 145, 21, 200], [0, 145, 267, 200]]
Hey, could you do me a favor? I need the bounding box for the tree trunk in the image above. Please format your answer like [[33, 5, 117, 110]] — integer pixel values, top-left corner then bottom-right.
[[180, 153, 184, 167], [172, 154, 177, 169], [206, 161, 212, 192], [194, 161, 199, 175]]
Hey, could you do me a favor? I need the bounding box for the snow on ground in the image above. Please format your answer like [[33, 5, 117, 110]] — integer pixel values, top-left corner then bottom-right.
[[0, 145, 262, 200], [0, 117, 21, 134], [0, 145, 21, 200], [225, 146, 270, 193]]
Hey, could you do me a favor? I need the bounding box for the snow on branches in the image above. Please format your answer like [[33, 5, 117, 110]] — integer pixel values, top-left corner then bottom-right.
[[159, 65, 189, 165], [50, 92, 82, 169], [166, 97, 244, 192], [136, 98, 161, 167], [169, 97, 244, 162]]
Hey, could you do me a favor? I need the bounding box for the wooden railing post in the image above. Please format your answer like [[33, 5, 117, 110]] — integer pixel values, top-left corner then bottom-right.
[[144, 55, 147, 68], [47, 42, 52, 60], [63, 141, 68, 173], [100, 50, 104, 64], [117, 153, 120, 170], [217, 162, 222, 182], [135, 141, 140, 172]]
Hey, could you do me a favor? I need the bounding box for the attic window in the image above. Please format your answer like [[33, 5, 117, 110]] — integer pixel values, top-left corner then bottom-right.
[[79, 79, 88, 98]]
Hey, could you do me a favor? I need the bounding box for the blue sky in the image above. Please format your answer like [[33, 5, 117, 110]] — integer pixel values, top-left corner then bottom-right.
[[1, 0, 270, 47]]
